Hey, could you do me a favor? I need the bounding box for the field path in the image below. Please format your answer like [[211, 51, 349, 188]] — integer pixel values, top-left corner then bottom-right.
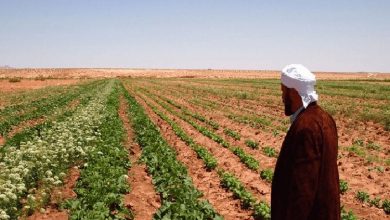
[[118, 95, 160, 220]]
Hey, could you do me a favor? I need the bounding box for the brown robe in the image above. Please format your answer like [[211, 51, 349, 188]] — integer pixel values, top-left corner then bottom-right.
[[271, 102, 340, 220]]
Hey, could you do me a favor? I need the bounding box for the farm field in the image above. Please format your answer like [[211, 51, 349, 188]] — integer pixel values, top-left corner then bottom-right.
[[0, 74, 389, 220]]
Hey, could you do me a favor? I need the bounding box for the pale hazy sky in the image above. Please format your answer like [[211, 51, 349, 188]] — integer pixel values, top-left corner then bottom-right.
[[0, 0, 389, 72]]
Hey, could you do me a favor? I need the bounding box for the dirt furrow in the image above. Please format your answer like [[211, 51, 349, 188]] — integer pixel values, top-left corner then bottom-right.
[[131, 92, 255, 220], [118, 96, 160, 220], [27, 166, 80, 220], [136, 91, 271, 204]]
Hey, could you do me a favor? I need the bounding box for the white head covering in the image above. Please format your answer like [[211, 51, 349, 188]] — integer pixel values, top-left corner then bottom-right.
[[281, 64, 318, 108]]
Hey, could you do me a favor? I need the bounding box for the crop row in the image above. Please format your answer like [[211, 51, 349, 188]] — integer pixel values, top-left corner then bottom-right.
[[140, 88, 280, 156], [64, 80, 132, 219], [133, 88, 271, 219], [139, 90, 261, 171], [0, 80, 104, 137], [122, 85, 222, 219], [0, 81, 104, 151], [0, 80, 116, 219]]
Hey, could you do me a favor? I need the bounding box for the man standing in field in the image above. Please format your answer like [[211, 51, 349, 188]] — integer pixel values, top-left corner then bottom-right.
[[271, 64, 340, 219]]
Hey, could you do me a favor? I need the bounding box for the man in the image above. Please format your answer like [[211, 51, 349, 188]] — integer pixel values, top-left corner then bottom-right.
[[271, 64, 340, 220]]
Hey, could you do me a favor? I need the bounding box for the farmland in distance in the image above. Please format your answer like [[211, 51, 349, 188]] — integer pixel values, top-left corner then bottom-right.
[[0, 70, 389, 220]]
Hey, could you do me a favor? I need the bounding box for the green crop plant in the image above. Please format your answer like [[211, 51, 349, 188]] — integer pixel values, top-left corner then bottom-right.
[[356, 191, 370, 203], [123, 85, 222, 219], [341, 207, 357, 220], [219, 171, 270, 220], [369, 197, 381, 208], [232, 147, 259, 171], [224, 128, 241, 140], [339, 180, 349, 194], [262, 146, 277, 158], [245, 139, 259, 149], [383, 199, 390, 214], [260, 169, 273, 183]]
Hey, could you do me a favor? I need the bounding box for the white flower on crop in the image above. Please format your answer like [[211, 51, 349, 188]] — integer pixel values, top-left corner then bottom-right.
[[97, 151, 103, 155], [54, 180, 62, 185], [0, 194, 7, 200], [45, 170, 53, 177], [59, 172, 66, 178], [0, 210, 10, 220], [27, 195, 35, 201]]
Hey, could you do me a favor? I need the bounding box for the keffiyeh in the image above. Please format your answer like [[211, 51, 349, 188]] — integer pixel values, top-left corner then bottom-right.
[[281, 64, 318, 108]]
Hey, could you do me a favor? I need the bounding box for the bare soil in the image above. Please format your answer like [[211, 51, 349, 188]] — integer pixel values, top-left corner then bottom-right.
[[0, 79, 82, 92], [118, 96, 160, 220], [1, 68, 389, 80]]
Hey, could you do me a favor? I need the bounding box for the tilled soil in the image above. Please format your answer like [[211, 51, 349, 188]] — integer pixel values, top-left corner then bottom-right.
[[137, 91, 271, 199], [133, 92, 255, 219], [118, 96, 160, 220]]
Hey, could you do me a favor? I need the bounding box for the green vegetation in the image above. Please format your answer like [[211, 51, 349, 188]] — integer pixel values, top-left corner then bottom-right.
[[123, 85, 222, 219], [383, 199, 390, 214], [232, 147, 259, 170], [245, 139, 259, 149], [341, 207, 357, 220], [0, 80, 103, 137], [369, 197, 381, 208], [141, 91, 260, 171], [145, 98, 218, 171], [219, 171, 270, 220], [224, 128, 241, 140], [262, 146, 277, 158], [64, 81, 132, 219], [356, 191, 370, 203], [339, 180, 349, 194], [260, 169, 273, 183]]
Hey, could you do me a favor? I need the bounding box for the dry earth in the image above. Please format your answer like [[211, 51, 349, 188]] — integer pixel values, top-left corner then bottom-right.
[[1, 68, 389, 80]]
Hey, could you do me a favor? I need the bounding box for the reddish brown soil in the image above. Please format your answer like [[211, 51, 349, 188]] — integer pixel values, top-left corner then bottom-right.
[[27, 167, 80, 220], [0, 79, 82, 92], [131, 91, 255, 219], [0, 135, 4, 146], [7, 117, 46, 138], [118, 96, 160, 220], [1, 68, 389, 80]]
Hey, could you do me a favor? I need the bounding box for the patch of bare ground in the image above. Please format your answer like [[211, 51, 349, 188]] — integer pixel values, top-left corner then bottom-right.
[[26, 166, 80, 220], [118, 96, 160, 220], [0, 79, 83, 92], [7, 117, 46, 138], [0, 135, 5, 146], [130, 91, 255, 220], [136, 91, 271, 203]]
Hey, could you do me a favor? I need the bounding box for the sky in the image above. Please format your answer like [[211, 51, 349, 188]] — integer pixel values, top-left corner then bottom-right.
[[0, 0, 389, 72]]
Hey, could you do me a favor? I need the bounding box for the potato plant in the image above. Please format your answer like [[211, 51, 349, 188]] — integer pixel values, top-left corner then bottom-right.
[[123, 87, 222, 219]]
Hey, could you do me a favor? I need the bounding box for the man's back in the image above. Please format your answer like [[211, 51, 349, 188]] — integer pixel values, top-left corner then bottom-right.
[[271, 102, 340, 220]]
